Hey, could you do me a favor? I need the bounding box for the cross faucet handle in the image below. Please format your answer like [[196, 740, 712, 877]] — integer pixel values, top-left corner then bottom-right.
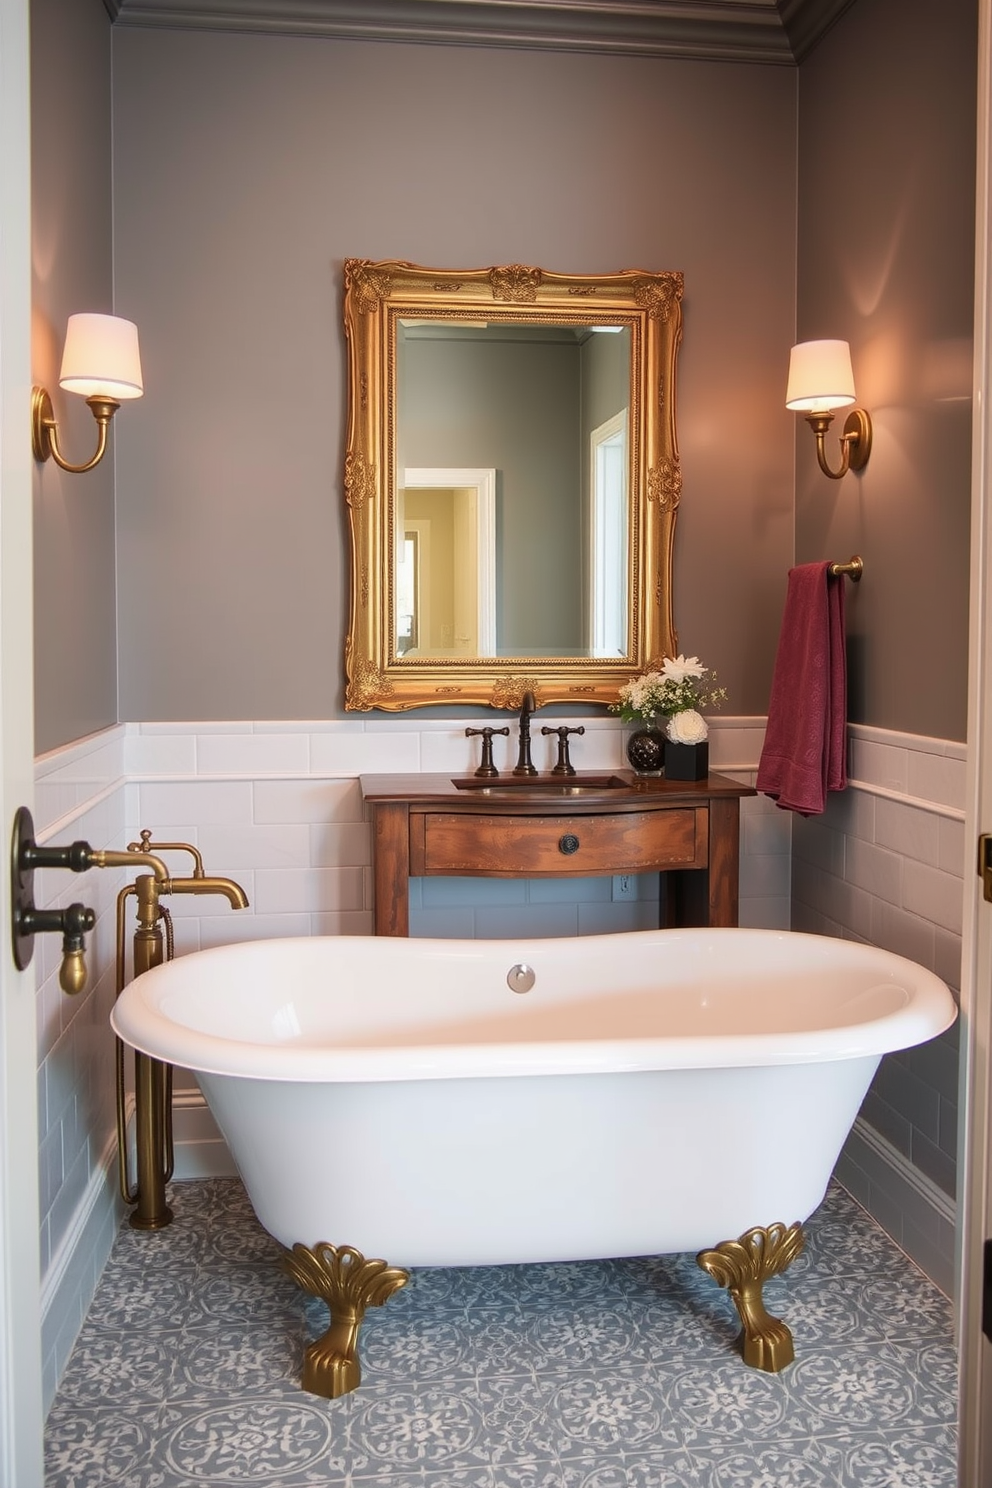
[[542, 725, 585, 776], [466, 725, 510, 778]]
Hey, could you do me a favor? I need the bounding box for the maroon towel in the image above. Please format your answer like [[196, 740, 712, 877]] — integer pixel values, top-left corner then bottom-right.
[[756, 561, 847, 815]]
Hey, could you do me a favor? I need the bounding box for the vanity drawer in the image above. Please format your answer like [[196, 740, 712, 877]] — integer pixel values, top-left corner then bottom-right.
[[414, 809, 706, 876]]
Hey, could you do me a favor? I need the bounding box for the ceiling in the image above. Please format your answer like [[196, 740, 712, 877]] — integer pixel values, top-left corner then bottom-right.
[[103, 0, 857, 66]]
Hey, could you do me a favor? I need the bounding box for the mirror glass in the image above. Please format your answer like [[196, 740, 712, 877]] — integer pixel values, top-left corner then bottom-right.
[[343, 260, 683, 711], [397, 321, 631, 659]]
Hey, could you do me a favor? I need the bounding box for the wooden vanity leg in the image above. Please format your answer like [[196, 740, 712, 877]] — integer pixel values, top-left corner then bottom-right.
[[706, 796, 740, 927], [372, 802, 411, 936]]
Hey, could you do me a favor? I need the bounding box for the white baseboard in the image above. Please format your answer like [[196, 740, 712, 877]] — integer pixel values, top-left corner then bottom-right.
[[171, 1087, 237, 1179], [40, 1129, 124, 1414], [836, 1116, 956, 1295]]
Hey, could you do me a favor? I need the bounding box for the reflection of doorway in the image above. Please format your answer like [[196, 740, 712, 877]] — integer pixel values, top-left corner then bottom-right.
[[589, 410, 628, 657], [401, 468, 497, 656]]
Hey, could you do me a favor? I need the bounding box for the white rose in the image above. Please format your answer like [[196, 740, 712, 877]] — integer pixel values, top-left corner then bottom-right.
[[667, 708, 708, 743]]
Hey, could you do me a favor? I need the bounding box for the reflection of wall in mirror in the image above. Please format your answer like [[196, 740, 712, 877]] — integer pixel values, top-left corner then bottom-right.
[[400, 332, 583, 654]]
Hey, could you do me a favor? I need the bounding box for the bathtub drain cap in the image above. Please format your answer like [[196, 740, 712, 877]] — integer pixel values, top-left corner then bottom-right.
[[507, 963, 535, 993]]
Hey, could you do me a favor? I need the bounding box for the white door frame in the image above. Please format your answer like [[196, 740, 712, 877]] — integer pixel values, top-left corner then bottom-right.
[[957, 0, 992, 1479], [0, 0, 44, 1481], [588, 409, 628, 657]]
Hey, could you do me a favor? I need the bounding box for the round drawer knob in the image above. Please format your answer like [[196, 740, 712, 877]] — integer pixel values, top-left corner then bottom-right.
[[558, 833, 580, 855]]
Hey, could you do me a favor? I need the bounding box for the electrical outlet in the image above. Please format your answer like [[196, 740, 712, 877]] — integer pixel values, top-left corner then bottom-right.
[[612, 874, 636, 901]]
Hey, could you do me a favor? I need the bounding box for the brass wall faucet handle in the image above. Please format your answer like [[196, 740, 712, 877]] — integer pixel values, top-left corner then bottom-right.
[[466, 725, 510, 777], [10, 809, 176, 995], [542, 724, 585, 776], [129, 830, 205, 878], [10, 806, 99, 993]]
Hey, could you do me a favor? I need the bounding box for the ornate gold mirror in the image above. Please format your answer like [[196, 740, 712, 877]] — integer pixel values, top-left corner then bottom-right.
[[343, 259, 683, 710]]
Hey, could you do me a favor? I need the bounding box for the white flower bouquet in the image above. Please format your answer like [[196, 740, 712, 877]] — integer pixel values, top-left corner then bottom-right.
[[611, 654, 727, 741]]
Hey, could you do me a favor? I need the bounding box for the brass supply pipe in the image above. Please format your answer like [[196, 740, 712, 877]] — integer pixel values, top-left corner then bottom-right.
[[113, 851, 248, 1231], [114, 873, 173, 1224], [115, 883, 139, 1204], [127, 872, 173, 1229]]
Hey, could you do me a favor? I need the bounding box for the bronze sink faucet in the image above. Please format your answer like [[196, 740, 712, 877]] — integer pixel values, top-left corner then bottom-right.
[[513, 690, 538, 775]]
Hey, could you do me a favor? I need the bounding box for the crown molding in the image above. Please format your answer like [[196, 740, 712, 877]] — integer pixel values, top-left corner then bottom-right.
[[104, 0, 854, 65], [101, 1, 772, 64], [777, 0, 857, 61]]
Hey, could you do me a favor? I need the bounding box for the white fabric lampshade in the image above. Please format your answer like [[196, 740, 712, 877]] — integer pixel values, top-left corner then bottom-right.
[[59, 314, 143, 400], [785, 339, 856, 413]]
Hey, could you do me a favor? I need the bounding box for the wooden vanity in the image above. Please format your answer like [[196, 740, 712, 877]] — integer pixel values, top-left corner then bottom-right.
[[360, 771, 755, 936]]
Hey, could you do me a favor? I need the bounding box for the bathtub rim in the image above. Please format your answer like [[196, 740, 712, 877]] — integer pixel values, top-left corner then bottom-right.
[[109, 927, 958, 1085]]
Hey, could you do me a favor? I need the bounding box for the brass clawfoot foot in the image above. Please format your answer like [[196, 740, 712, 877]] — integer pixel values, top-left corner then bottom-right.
[[697, 1222, 805, 1372], [280, 1242, 410, 1399]]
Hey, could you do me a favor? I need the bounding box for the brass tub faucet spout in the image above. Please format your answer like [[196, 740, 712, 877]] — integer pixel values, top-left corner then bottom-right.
[[166, 875, 249, 909]]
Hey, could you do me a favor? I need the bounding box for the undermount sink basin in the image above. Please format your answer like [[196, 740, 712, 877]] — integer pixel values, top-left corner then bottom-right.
[[452, 774, 631, 796]]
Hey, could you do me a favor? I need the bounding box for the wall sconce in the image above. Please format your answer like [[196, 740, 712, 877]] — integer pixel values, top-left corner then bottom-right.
[[32, 313, 143, 474], [786, 339, 872, 480]]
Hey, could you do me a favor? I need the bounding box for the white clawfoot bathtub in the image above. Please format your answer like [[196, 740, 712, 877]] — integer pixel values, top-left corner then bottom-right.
[[112, 927, 955, 1267]]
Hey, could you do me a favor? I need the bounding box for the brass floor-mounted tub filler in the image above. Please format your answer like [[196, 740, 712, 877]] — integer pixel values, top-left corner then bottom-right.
[[110, 928, 956, 1399], [113, 832, 249, 1230]]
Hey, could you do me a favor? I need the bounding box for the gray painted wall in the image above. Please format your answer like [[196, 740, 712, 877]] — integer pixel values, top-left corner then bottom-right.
[[109, 29, 797, 722], [793, 0, 977, 1215], [31, 0, 118, 754], [30, 3, 978, 743], [795, 0, 977, 740]]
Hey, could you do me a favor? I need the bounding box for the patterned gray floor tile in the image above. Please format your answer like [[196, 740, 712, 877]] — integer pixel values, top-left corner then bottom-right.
[[490, 1465, 565, 1488], [45, 1404, 157, 1487], [560, 1448, 702, 1487], [688, 1434, 846, 1486], [838, 1424, 958, 1485], [345, 1383, 493, 1473], [526, 1368, 685, 1459], [171, 1319, 305, 1397], [43, 1179, 958, 1488], [159, 1397, 338, 1482], [360, 1306, 492, 1383]]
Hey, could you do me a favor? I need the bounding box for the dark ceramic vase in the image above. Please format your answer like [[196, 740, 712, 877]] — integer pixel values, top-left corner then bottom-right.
[[625, 727, 665, 774], [664, 739, 709, 780]]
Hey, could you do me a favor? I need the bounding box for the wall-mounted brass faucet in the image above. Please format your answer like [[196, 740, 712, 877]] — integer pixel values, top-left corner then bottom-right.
[[10, 806, 170, 994], [9, 810, 248, 1230]]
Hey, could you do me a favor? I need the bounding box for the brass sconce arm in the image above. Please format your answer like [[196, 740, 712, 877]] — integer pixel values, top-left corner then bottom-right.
[[31, 387, 121, 474], [31, 313, 142, 475], [805, 408, 873, 480]]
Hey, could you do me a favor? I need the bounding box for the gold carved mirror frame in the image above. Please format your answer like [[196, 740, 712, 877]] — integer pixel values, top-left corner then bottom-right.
[[343, 258, 683, 711]]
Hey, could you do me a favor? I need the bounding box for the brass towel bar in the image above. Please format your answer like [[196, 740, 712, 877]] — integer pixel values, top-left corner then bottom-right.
[[828, 555, 864, 581]]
